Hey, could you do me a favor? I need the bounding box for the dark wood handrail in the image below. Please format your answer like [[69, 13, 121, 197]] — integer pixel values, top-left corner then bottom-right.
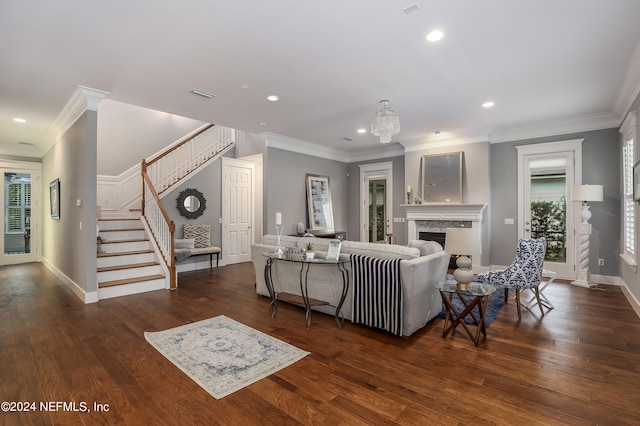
[[146, 124, 215, 167]]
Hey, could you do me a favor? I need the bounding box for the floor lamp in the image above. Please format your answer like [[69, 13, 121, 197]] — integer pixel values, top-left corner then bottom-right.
[[570, 184, 603, 288]]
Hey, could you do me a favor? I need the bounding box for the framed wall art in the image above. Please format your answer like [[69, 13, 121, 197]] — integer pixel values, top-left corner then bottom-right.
[[50, 178, 60, 219], [305, 174, 334, 233]]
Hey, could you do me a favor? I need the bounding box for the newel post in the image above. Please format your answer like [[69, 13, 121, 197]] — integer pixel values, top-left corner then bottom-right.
[[169, 220, 176, 289], [141, 159, 147, 216]]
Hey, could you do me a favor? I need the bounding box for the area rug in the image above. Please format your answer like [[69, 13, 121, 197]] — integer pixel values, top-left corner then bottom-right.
[[437, 276, 507, 326], [144, 315, 310, 399]]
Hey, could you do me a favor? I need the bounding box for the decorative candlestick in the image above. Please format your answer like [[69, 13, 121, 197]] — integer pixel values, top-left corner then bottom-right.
[[275, 212, 283, 257]]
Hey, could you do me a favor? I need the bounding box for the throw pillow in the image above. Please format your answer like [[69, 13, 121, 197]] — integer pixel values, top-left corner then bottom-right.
[[174, 238, 195, 250], [183, 224, 211, 248], [408, 239, 443, 256]]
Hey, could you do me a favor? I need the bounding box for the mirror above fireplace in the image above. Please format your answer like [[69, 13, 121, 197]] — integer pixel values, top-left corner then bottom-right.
[[421, 151, 463, 203]]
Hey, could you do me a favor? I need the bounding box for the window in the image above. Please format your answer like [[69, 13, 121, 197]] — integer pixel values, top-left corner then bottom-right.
[[5, 180, 31, 234], [621, 111, 637, 268]]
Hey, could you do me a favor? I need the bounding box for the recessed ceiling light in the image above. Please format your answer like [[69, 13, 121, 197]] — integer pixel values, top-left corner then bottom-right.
[[426, 30, 444, 42], [435, 130, 441, 135], [259, 122, 267, 126], [13, 118, 27, 123], [482, 101, 495, 108], [267, 95, 279, 102], [357, 128, 367, 134], [190, 88, 214, 99]]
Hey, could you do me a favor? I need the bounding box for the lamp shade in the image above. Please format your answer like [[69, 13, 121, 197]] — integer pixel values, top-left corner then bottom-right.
[[444, 227, 482, 256], [570, 185, 603, 202]]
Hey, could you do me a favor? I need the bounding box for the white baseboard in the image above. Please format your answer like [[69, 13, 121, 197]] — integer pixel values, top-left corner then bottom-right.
[[176, 259, 224, 273], [589, 274, 623, 286], [41, 258, 98, 304]]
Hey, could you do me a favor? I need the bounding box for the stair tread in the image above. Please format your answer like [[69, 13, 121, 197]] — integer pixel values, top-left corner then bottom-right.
[[97, 261, 159, 273], [98, 218, 140, 221], [98, 249, 154, 258], [99, 274, 165, 288], [100, 228, 144, 232], [101, 238, 149, 244]]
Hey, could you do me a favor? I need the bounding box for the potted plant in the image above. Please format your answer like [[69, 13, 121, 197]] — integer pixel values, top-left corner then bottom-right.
[[305, 242, 315, 260]]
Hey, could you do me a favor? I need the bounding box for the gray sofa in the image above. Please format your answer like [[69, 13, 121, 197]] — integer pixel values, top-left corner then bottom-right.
[[251, 235, 450, 337]]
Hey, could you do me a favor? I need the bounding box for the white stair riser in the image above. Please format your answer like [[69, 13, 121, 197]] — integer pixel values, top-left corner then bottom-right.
[[99, 229, 146, 241], [101, 241, 150, 253], [98, 220, 141, 230], [97, 252, 156, 268], [98, 265, 163, 283], [98, 278, 166, 300]]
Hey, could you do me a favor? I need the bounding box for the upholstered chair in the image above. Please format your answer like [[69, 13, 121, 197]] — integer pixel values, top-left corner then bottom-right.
[[475, 238, 547, 320]]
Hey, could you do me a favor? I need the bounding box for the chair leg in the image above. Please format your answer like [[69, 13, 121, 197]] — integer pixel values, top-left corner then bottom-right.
[[534, 287, 545, 316], [504, 288, 509, 303], [515, 289, 522, 320]]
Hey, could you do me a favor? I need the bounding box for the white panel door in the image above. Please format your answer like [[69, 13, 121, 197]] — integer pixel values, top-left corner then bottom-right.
[[0, 161, 42, 266], [517, 139, 582, 279], [222, 158, 254, 264]]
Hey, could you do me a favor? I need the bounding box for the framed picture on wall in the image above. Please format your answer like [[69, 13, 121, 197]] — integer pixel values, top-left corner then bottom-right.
[[50, 178, 60, 219], [305, 174, 334, 233]]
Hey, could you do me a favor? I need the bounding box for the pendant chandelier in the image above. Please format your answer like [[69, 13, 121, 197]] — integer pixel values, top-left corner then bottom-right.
[[370, 99, 400, 144]]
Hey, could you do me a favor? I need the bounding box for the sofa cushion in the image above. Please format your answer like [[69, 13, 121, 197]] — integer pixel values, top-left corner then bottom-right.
[[296, 237, 330, 252], [183, 224, 211, 248], [341, 241, 420, 260], [262, 234, 299, 247], [175, 238, 195, 250], [408, 240, 443, 256]]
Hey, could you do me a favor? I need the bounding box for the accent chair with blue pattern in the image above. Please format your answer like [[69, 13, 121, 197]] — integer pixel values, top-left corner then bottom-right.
[[475, 238, 547, 320]]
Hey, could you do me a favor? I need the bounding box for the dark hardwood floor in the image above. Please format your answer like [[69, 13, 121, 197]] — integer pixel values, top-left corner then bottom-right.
[[2, 262, 640, 425]]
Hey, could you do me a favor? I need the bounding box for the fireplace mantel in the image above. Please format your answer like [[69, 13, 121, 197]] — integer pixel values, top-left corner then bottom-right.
[[404, 204, 487, 242], [403, 204, 487, 222]]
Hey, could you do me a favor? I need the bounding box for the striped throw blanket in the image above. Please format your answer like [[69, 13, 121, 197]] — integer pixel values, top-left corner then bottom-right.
[[350, 254, 403, 336]]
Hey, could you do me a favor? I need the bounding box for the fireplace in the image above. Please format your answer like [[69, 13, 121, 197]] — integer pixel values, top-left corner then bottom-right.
[[419, 231, 457, 269], [405, 203, 487, 271]]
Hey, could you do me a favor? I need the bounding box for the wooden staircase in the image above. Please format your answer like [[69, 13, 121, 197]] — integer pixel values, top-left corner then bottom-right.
[[97, 218, 167, 299]]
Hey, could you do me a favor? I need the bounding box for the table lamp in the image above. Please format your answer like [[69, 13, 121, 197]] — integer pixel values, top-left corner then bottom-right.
[[445, 227, 482, 290], [570, 184, 603, 287]]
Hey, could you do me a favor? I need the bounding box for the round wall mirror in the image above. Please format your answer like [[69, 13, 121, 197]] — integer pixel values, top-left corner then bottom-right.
[[176, 188, 207, 219]]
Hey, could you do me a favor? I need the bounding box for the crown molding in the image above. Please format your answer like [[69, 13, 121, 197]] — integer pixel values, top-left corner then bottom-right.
[[488, 111, 620, 144], [262, 132, 403, 163], [43, 85, 109, 155], [614, 35, 640, 119], [401, 132, 488, 153], [346, 144, 405, 162]]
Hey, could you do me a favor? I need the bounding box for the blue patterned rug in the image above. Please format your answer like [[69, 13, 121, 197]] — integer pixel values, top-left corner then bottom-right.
[[438, 279, 507, 326], [144, 315, 309, 399]]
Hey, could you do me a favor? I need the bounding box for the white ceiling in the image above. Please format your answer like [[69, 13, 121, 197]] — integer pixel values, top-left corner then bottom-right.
[[1, 1, 640, 159]]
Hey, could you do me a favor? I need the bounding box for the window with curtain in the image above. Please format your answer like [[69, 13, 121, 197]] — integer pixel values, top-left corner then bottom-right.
[[621, 111, 637, 266]]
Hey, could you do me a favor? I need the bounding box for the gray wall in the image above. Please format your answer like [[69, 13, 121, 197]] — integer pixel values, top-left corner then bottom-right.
[[489, 129, 621, 271], [620, 91, 640, 304], [264, 148, 348, 237], [404, 142, 491, 206], [163, 149, 235, 266], [42, 111, 98, 293], [404, 142, 491, 265], [96, 100, 205, 175], [347, 156, 407, 244]]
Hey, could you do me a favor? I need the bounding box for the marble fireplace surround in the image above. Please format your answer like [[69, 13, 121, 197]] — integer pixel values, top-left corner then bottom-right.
[[405, 203, 488, 270]]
